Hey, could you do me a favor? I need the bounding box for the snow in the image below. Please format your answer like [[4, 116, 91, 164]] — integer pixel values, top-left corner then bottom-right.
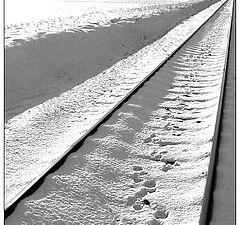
[[5, 0, 233, 224], [5, 0, 221, 121], [5, 0, 229, 208]]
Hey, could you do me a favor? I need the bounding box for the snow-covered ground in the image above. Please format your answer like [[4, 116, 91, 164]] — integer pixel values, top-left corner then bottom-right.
[[5, 0, 221, 47], [5, 0, 233, 223], [5, 0, 227, 207], [5, 0, 220, 121]]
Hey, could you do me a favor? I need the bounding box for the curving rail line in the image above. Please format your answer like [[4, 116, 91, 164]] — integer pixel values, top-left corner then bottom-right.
[[199, 0, 234, 224]]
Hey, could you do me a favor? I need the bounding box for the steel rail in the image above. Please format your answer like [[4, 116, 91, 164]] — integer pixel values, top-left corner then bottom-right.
[[199, 0, 234, 224], [4, 0, 230, 218]]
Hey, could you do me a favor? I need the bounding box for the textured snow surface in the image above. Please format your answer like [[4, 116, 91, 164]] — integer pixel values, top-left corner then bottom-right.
[[4, 0, 231, 208], [5, 0, 217, 48], [5, 1, 233, 223], [5, 0, 233, 224], [5, 0, 221, 122]]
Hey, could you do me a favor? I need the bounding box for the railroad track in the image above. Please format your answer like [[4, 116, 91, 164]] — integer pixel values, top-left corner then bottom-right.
[[5, 0, 234, 223]]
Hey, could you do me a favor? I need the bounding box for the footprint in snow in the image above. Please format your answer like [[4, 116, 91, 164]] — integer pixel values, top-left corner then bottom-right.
[[143, 133, 156, 143], [133, 165, 143, 171], [132, 172, 143, 183], [154, 208, 169, 219], [161, 158, 180, 172], [139, 170, 148, 175], [133, 200, 144, 210], [143, 199, 151, 205], [143, 179, 156, 188], [149, 151, 162, 161], [162, 164, 173, 172], [126, 195, 137, 206], [131, 166, 148, 186], [132, 198, 153, 211], [163, 122, 172, 131], [126, 189, 147, 206], [139, 154, 161, 162], [127, 183, 157, 207], [165, 159, 176, 165], [139, 179, 157, 194], [135, 187, 148, 198]]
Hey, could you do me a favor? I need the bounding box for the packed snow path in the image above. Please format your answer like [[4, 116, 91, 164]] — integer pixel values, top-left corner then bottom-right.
[[5, 0, 233, 224]]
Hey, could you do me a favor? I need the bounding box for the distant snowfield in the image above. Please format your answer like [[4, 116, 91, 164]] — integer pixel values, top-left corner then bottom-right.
[[5, 0, 233, 224], [5, 0, 220, 121], [5, 0, 214, 47], [5, 0, 216, 25]]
